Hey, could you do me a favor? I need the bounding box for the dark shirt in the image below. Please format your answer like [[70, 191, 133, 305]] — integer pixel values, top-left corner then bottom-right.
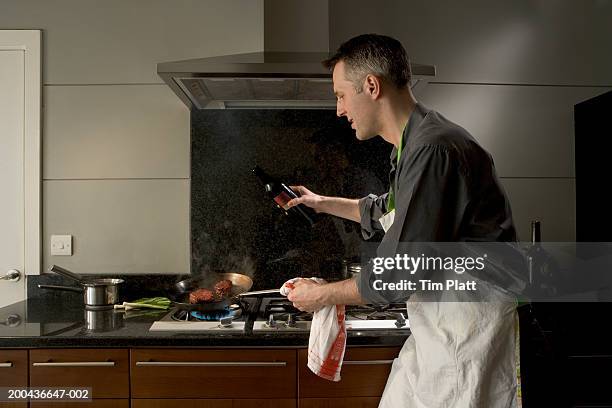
[[356, 103, 520, 302]]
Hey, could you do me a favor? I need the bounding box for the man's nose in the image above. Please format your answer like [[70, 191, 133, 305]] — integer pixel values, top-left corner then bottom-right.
[[336, 103, 345, 118]]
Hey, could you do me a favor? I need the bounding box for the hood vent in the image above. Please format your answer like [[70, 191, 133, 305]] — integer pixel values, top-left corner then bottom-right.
[[158, 51, 436, 109], [158, 1, 435, 109]]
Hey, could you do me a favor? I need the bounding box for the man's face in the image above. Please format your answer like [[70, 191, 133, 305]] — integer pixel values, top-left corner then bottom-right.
[[332, 61, 378, 140]]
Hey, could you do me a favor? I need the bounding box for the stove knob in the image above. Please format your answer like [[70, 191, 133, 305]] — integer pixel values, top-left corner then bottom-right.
[[219, 316, 233, 328], [394, 313, 406, 328], [286, 314, 296, 327], [266, 315, 277, 328]]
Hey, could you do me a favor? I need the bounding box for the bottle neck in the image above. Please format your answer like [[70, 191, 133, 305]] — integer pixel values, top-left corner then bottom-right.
[[531, 221, 541, 244]]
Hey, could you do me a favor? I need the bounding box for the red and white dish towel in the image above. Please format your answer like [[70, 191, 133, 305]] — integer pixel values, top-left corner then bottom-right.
[[280, 278, 347, 382]]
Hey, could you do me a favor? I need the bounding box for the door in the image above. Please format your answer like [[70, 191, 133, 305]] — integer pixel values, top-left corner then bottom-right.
[[0, 30, 41, 307]]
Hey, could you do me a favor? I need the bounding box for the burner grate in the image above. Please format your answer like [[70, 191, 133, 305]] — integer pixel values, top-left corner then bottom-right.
[[345, 304, 408, 320], [263, 299, 311, 322]]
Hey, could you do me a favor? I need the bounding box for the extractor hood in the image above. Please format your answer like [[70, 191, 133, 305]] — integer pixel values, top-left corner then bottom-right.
[[158, 1, 435, 109], [158, 52, 436, 109]]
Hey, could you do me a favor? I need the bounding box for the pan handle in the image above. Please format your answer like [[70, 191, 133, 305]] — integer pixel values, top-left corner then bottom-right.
[[236, 289, 281, 297], [38, 284, 83, 293]]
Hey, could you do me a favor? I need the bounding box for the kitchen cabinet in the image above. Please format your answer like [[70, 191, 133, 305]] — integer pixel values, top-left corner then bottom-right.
[[30, 401, 129, 408], [0, 350, 27, 387], [527, 303, 612, 407], [0, 346, 400, 407], [300, 398, 381, 408], [298, 347, 400, 408], [0, 350, 27, 408], [131, 349, 296, 399], [27, 348, 129, 408], [132, 399, 295, 408]]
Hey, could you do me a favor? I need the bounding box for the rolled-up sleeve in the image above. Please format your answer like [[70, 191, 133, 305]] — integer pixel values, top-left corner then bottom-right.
[[358, 192, 389, 240]]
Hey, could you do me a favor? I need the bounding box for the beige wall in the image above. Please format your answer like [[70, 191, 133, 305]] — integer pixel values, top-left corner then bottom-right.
[[264, 0, 329, 52], [0, 0, 264, 274], [2, 0, 609, 274], [330, 0, 612, 241]]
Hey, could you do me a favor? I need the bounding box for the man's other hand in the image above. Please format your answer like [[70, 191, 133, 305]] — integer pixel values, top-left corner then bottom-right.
[[286, 278, 328, 312]]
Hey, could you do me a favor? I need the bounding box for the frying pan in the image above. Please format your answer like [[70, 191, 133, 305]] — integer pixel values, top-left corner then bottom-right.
[[170, 272, 275, 312]]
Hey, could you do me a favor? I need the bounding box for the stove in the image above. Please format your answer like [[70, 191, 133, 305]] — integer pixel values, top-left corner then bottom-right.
[[251, 298, 409, 332], [149, 297, 410, 333]]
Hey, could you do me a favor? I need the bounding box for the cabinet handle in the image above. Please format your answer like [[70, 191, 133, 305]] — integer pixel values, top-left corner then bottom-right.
[[135, 361, 287, 367], [0, 362, 13, 368], [344, 359, 394, 365], [32, 361, 116, 367]]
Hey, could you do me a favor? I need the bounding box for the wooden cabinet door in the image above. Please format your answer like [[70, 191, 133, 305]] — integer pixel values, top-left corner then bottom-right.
[[298, 347, 399, 398], [0, 350, 27, 408], [0, 350, 27, 387], [29, 349, 129, 398], [132, 399, 296, 408], [30, 400, 129, 408], [299, 397, 380, 408], [131, 349, 297, 399]]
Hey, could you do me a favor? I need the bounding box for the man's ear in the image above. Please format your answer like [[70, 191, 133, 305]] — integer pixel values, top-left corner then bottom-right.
[[365, 74, 381, 99]]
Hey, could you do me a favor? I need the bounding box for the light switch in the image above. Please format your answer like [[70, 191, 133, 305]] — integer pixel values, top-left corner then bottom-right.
[[51, 235, 72, 256]]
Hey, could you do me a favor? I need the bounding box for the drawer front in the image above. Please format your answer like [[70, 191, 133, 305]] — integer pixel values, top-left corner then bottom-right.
[[298, 347, 400, 398], [300, 397, 381, 408], [132, 399, 296, 408], [131, 349, 297, 398], [30, 400, 129, 408], [0, 403, 27, 408], [0, 350, 27, 387], [29, 349, 129, 398]]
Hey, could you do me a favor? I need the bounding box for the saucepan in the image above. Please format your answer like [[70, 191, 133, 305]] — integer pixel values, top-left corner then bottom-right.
[[38, 265, 124, 310], [169, 272, 280, 312]]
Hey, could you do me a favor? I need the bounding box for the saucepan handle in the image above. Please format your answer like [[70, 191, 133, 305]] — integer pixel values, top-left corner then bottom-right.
[[38, 284, 83, 293]]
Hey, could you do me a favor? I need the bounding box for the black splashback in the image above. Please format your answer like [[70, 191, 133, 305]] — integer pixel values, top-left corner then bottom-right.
[[191, 110, 390, 290]]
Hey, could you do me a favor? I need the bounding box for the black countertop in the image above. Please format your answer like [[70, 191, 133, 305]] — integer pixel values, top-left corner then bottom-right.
[[0, 292, 409, 349]]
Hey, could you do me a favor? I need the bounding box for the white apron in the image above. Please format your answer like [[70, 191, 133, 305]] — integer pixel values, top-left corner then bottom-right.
[[378, 284, 521, 408]]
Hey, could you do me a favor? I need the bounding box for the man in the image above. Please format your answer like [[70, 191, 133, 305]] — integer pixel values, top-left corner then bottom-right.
[[286, 34, 522, 407]]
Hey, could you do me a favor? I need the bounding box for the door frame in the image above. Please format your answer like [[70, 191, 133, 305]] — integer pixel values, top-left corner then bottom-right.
[[0, 30, 41, 275]]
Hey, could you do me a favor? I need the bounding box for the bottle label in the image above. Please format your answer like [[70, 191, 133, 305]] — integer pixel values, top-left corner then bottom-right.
[[273, 192, 292, 210]]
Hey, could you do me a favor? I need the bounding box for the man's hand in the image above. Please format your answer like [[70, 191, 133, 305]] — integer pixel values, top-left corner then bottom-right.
[[287, 185, 361, 222], [286, 278, 328, 312], [287, 185, 325, 213]]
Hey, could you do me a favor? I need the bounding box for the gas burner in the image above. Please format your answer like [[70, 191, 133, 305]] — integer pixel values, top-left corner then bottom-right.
[[170, 304, 242, 322]]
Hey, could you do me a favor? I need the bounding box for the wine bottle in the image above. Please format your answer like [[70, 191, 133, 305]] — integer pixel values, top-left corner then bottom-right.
[[252, 165, 319, 226], [526, 220, 557, 297], [527, 221, 542, 286]]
